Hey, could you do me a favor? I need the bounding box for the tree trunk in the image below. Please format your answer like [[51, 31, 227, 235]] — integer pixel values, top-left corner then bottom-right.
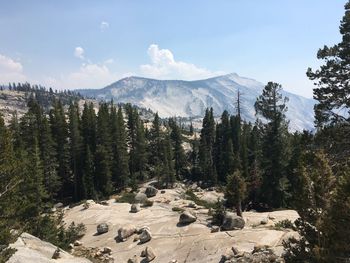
[[236, 200, 242, 217]]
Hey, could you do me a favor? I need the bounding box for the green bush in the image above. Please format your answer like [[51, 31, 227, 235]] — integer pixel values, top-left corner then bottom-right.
[[274, 219, 296, 230], [115, 192, 136, 204], [185, 189, 215, 209], [210, 200, 226, 225]]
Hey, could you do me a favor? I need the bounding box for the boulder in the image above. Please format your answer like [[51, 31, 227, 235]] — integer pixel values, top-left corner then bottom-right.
[[135, 192, 148, 204], [127, 255, 139, 263], [53, 202, 64, 209], [139, 229, 152, 243], [130, 203, 141, 213], [143, 246, 156, 262], [211, 226, 220, 233], [179, 211, 197, 224], [74, 240, 83, 246], [102, 247, 112, 254], [221, 212, 245, 230], [96, 223, 109, 234], [145, 186, 158, 197], [260, 217, 269, 225], [117, 224, 136, 241]]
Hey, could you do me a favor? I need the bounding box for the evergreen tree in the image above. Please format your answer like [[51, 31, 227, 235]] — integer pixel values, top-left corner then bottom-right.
[[68, 102, 83, 201], [198, 108, 217, 184], [307, 1, 350, 127], [110, 105, 130, 188], [169, 118, 186, 179], [255, 82, 290, 208], [82, 145, 95, 199], [49, 99, 71, 197], [225, 170, 247, 217]]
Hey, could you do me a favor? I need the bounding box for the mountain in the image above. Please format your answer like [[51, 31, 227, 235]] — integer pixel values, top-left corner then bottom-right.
[[78, 73, 316, 131]]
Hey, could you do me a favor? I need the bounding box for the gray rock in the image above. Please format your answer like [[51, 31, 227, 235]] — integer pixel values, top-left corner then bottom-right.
[[135, 192, 148, 204], [117, 224, 136, 241], [54, 202, 64, 209], [145, 186, 158, 198], [211, 226, 220, 233], [97, 223, 109, 234], [179, 211, 197, 224], [221, 212, 245, 230], [74, 240, 83, 246], [260, 217, 269, 225], [139, 229, 152, 243], [130, 203, 141, 213], [143, 246, 156, 262], [127, 255, 139, 263]]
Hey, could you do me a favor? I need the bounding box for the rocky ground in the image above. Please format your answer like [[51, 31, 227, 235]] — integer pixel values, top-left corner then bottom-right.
[[61, 182, 299, 263]]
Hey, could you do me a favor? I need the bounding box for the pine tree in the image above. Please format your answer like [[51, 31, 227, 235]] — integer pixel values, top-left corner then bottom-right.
[[225, 170, 247, 217], [255, 82, 290, 208], [49, 99, 71, 197], [307, 1, 350, 127], [169, 118, 186, 179], [68, 102, 83, 200], [82, 145, 95, 199], [199, 108, 217, 184]]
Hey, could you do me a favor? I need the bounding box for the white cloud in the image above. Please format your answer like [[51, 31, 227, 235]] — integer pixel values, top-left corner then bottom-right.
[[0, 54, 27, 84], [74, 46, 85, 60], [100, 21, 109, 32], [140, 44, 224, 80]]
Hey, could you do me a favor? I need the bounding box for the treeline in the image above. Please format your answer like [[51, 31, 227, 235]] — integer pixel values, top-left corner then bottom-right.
[[0, 82, 83, 109]]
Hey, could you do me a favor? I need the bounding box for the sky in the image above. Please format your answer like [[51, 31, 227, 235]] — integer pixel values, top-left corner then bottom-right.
[[0, 0, 347, 98]]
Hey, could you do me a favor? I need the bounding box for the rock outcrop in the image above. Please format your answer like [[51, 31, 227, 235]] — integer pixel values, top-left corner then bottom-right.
[[7, 232, 92, 263]]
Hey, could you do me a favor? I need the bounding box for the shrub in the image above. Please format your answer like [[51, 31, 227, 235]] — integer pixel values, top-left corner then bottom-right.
[[115, 192, 136, 204], [274, 219, 296, 230], [210, 200, 226, 226]]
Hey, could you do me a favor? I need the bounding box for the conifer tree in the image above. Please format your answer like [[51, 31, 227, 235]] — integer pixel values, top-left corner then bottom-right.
[[169, 118, 186, 178], [82, 145, 95, 199], [199, 108, 217, 184], [255, 82, 290, 208], [225, 170, 247, 217], [68, 102, 83, 200]]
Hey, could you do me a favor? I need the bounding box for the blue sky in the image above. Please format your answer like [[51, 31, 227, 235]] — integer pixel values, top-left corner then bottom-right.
[[0, 0, 346, 97]]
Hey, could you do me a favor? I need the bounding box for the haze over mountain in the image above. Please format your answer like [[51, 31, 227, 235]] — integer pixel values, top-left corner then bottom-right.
[[78, 73, 316, 131]]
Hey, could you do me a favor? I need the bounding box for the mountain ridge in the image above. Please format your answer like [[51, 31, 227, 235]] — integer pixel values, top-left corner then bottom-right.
[[77, 73, 316, 131]]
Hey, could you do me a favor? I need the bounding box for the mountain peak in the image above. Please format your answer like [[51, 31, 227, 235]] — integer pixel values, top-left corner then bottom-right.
[[78, 74, 315, 131]]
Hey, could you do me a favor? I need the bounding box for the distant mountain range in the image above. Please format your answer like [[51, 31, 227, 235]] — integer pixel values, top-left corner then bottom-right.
[[77, 73, 316, 131]]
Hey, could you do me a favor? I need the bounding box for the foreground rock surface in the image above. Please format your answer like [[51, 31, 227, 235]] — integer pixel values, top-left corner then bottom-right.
[[63, 184, 299, 263], [7, 232, 91, 263]]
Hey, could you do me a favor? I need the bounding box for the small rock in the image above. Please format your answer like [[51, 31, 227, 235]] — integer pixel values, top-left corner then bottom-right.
[[179, 211, 197, 224], [130, 203, 141, 213], [139, 229, 152, 243], [135, 193, 148, 204], [174, 197, 180, 201], [53, 202, 64, 209], [74, 240, 83, 246], [100, 200, 109, 206], [260, 217, 269, 225], [145, 186, 158, 197], [221, 247, 235, 261], [68, 243, 74, 249], [211, 226, 220, 233], [161, 190, 166, 194], [52, 248, 60, 259], [143, 246, 156, 262], [133, 235, 140, 242], [97, 223, 109, 234], [188, 202, 196, 208], [127, 255, 139, 263], [117, 224, 136, 241], [103, 247, 112, 254], [221, 212, 245, 230], [268, 214, 276, 220]]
